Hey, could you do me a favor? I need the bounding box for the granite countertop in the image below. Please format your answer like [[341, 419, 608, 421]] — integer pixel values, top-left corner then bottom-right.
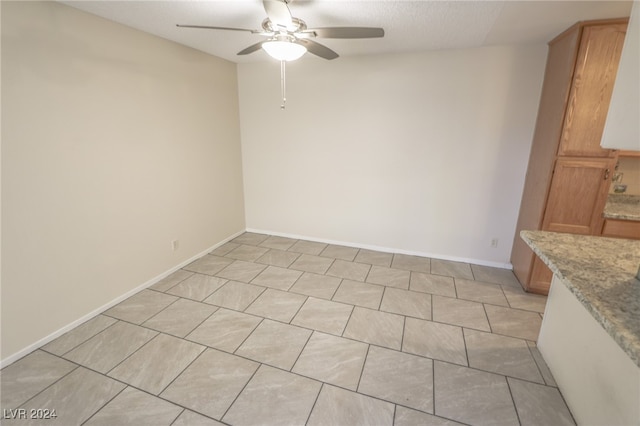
[[521, 230, 640, 367], [603, 194, 640, 221]]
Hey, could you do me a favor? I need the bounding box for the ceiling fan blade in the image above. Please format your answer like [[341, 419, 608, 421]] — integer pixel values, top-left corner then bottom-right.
[[263, 0, 293, 30], [177, 24, 259, 34], [305, 27, 385, 39], [297, 39, 338, 60], [237, 42, 265, 56]]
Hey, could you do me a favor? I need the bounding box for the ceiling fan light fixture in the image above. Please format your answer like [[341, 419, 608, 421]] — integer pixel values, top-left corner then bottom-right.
[[262, 40, 307, 61]]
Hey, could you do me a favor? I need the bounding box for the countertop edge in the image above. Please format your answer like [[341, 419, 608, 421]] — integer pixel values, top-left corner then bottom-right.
[[520, 231, 640, 368]]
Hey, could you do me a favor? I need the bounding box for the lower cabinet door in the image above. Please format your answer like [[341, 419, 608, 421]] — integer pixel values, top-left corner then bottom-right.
[[542, 157, 616, 235]]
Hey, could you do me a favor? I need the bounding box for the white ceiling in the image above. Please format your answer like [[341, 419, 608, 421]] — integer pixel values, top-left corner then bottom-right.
[[61, 1, 633, 63]]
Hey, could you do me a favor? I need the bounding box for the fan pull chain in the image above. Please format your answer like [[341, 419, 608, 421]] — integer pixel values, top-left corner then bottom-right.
[[280, 60, 286, 110]]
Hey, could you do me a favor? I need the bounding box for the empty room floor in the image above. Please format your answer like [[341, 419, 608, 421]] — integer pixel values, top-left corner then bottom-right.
[[1, 232, 575, 425]]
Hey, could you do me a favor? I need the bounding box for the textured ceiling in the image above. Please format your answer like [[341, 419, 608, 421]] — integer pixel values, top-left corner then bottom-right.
[[61, 1, 633, 63]]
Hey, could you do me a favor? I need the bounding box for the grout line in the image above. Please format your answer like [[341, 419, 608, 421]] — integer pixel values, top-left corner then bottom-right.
[[432, 358, 437, 418], [218, 363, 262, 423], [167, 408, 186, 426], [104, 330, 162, 376], [354, 344, 371, 393], [304, 382, 325, 425], [504, 376, 522, 425], [8, 354, 80, 411], [78, 380, 129, 425]]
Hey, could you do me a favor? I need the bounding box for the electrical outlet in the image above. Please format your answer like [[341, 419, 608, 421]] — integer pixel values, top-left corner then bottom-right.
[[171, 239, 180, 251], [490, 238, 499, 248]]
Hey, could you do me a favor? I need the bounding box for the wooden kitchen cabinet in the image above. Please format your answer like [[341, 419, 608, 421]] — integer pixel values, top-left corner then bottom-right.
[[601, 219, 640, 239], [511, 18, 628, 295], [542, 157, 617, 235], [557, 23, 627, 157]]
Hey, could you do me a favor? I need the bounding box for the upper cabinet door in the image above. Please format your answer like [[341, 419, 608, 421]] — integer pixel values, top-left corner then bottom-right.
[[558, 23, 627, 157]]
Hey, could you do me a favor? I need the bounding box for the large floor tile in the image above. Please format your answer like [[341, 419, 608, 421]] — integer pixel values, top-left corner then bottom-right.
[[288, 240, 327, 255], [380, 287, 431, 319], [434, 361, 519, 426], [166, 273, 226, 301], [245, 288, 307, 322], [320, 244, 360, 261], [103, 289, 177, 324], [366, 265, 410, 289], [454, 279, 509, 306], [42, 315, 116, 356], [292, 332, 368, 390], [307, 384, 394, 426], [343, 307, 404, 350], [150, 269, 194, 292], [358, 345, 433, 412], [235, 319, 312, 370], [354, 248, 393, 267], [186, 308, 262, 352], [394, 406, 465, 426], [250, 265, 302, 290], [85, 386, 182, 426], [259, 235, 298, 250], [143, 298, 217, 337], [403, 317, 467, 365], [223, 365, 322, 426], [231, 232, 269, 245], [255, 248, 300, 267], [203, 280, 265, 311], [502, 285, 548, 313], [326, 259, 371, 281], [410, 272, 456, 297], [1, 350, 77, 409], [9, 367, 125, 426], [225, 244, 269, 261], [470, 264, 520, 287], [109, 333, 205, 394], [332, 279, 384, 309], [391, 253, 431, 273], [527, 341, 557, 386], [288, 272, 342, 299], [289, 253, 334, 274], [432, 295, 490, 332], [508, 377, 575, 425], [291, 297, 353, 335], [431, 259, 474, 280], [183, 255, 233, 276], [64, 321, 157, 373], [464, 329, 544, 383], [173, 410, 225, 426], [160, 349, 259, 420], [215, 260, 266, 283], [209, 242, 240, 256], [485, 304, 543, 341]]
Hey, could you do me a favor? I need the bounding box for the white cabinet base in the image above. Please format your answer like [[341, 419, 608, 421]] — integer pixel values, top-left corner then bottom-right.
[[538, 276, 640, 425]]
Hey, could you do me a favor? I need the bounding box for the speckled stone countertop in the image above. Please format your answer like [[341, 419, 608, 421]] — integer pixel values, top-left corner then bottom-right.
[[603, 194, 640, 221], [521, 230, 640, 367]]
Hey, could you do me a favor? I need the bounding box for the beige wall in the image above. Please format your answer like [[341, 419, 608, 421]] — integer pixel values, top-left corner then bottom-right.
[[1, 1, 245, 361], [238, 45, 547, 266], [612, 157, 640, 195]]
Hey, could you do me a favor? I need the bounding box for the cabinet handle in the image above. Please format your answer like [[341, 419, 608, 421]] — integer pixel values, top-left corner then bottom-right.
[[604, 169, 610, 180]]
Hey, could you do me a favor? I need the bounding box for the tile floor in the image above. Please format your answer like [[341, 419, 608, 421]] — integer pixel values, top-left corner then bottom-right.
[[1, 232, 576, 426]]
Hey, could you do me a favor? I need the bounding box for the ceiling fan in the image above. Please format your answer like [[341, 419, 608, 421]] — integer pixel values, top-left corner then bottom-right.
[[177, 0, 385, 61]]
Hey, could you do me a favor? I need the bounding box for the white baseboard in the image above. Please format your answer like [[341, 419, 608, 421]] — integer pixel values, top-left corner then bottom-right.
[[0, 230, 244, 369], [246, 227, 513, 270]]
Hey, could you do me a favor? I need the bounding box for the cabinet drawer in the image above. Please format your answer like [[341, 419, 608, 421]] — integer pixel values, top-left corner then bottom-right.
[[601, 219, 640, 239]]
